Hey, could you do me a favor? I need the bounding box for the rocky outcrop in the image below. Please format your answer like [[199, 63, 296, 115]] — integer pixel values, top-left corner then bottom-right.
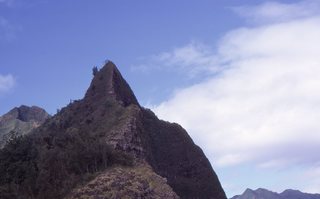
[[0, 105, 49, 124], [0, 105, 50, 148], [85, 61, 139, 107], [67, 163, 179, 199], [106, 106, 145, 158]]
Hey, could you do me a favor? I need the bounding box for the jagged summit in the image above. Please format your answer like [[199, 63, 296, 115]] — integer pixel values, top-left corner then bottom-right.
[[85, 61, 139, 106]]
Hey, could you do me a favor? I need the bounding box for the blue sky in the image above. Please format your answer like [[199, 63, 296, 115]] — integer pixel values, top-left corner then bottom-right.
[[1, 0, 320, 197]]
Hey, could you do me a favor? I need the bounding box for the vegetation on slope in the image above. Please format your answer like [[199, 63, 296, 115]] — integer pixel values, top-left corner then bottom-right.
[[0, 101, 134, 199]]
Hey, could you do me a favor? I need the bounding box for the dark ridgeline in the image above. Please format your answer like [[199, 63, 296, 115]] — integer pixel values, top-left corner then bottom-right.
[[231, 188, 320, 199], [0, 61, 226, 199]]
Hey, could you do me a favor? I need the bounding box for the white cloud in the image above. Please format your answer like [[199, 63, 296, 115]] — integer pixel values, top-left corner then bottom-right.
[[151, 3, 320, 170], [155, 42, 219, 76], [0, 74, 15, 93]]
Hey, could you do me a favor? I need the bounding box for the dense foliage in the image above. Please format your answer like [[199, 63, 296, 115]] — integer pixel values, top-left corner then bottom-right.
[[0, 130, 133, 199]]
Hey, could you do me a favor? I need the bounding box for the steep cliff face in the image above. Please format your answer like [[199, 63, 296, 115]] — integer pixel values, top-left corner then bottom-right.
[[0, 61, 226, 199], [82, 61, 226, 198], [0, 105, 50, 148], [141, 109, 226, 199]]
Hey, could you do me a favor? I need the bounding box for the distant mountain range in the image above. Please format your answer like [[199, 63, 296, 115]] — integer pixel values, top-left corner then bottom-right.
[[0, 105, 50, 148], [231, 188, 320, 199]]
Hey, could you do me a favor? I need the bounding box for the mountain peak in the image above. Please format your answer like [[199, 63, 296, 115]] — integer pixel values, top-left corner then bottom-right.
[[0, 105, 49, 123], [243, 188, 254, 193], [84, 61, 139, 106], [256, 188, 272, 193], [242, 188, 256, 196], [0, 61, 226, 199], [0, 105, 50, 148]]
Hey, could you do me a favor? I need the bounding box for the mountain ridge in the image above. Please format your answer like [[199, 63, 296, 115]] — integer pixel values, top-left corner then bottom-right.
[[231, 188, 320, 199], [0, 61, 226, 199]]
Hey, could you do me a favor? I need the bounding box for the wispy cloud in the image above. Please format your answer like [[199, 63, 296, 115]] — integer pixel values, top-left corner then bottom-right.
[[233, 0, 320, 24], [0, 0, 23, 41], [132, 42, 222, 78], [0, 74, 15, 93], [154, 42, 219, 76]]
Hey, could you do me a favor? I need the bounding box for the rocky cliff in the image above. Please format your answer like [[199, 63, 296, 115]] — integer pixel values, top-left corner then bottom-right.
[[0, 105, 50, 148], [0, 61, 226, 199]]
